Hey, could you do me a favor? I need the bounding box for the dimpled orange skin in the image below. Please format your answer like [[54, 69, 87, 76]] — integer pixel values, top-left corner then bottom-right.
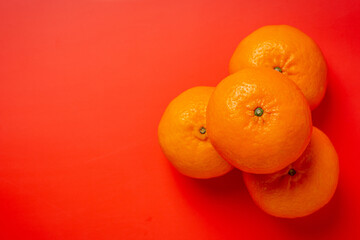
[[243, 127, 339, 218], [229, 25, 327, 110], [206, 68, 312, 174], [158, 87, 233, 179]]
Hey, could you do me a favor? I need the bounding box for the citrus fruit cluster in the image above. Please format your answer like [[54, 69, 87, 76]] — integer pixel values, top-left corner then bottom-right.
[[158, 25, 339, 218]]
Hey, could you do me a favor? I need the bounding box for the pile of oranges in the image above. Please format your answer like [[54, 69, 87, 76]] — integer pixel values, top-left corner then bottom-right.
[[158, 25, 339, 218]]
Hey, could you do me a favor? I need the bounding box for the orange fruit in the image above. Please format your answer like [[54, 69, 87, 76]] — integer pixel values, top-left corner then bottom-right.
[[206, 68, 312, 174], [229, 25, 327, 110], [243, 127, 339, 218], [158, 86, 233, 179]]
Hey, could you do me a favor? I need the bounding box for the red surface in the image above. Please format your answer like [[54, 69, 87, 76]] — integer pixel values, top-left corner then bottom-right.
[[0, 0, 360, 239]]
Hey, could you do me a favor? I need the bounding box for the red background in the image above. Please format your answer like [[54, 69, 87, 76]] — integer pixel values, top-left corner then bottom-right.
[[1, 0, 360, 239]]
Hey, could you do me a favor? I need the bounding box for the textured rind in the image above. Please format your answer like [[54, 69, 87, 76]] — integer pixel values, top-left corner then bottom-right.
[[206, 68, 312, 174], [243, 127, 339, 218], [158, 86, 233, 179], [229, 25, 327, 110]]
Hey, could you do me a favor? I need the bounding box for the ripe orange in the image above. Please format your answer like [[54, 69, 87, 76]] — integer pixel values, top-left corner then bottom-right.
[[158, 86, 233, 179], [206, 68, 312, 174], [229, 25, 327, 110], [243, 127, 339, 218]]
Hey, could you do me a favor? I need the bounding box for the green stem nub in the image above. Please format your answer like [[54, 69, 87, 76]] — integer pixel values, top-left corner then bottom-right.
[[199, 127, 206, 134], [254, 107, 264, 117], [288, 168, 296, 176], [274, 67, 283, 73]]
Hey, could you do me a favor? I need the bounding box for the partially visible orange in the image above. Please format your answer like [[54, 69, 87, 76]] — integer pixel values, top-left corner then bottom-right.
[[206, 68, 312, 174], [158, 87, 233, 179], [243, 127, 339, 218], [229, 25, 327, 110]]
